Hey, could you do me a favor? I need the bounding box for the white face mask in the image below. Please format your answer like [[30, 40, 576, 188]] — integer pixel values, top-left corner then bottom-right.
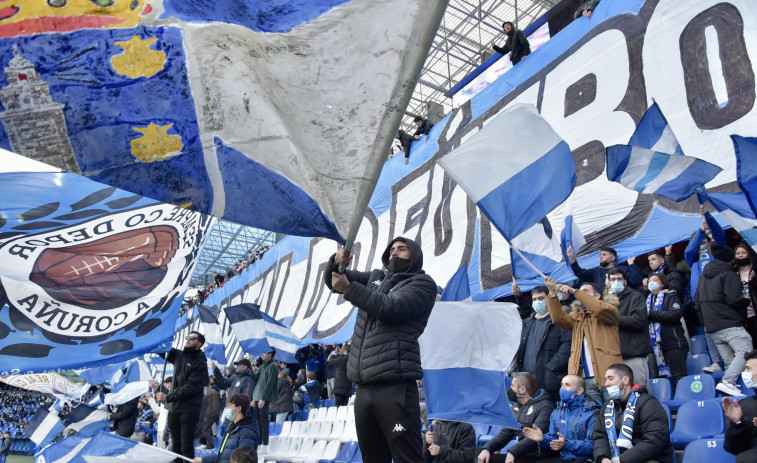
[[742, 371, 757, 389], [223, 406, 236, 421]]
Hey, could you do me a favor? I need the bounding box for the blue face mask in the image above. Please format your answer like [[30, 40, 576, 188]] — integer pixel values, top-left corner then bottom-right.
[[610, 281, 625, 294], [532, 300, 548, 314], [559, 387, 576, 403], [647, 281, 660, 292]]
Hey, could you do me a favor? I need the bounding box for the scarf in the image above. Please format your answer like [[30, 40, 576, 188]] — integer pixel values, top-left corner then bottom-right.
[[647, 292, 670, 377], [653, 262, 667, 274], [605, 392, 639, 461]]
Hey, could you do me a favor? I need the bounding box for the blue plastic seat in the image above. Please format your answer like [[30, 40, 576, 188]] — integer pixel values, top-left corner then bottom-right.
[[670, 400, 725, 447], [663, 374, 716, 410], [649, 378, 673, 402], [681, 438, 735, 463], [686, 354, 711, 375], [689, 336, 709, 355], [478, 426, 502, 446], [660, 403, 673, 432], [328, 441, 359, 463], [471, 423, 490, 445], [351, 446, 363, 463]]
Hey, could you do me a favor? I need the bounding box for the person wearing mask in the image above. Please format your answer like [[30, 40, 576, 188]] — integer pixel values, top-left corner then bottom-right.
[[645, 250, 686, 295], [593, 364, 674, 463], [514, 285, 572, 402], [566, 246, 643, 293], [155, 331, 209, 461], [477, 372, 555, 463], [733, 241, 757, 348], [324, 237, 437, 463], [194, 394, 259, 463], [722, 349, 757, 462], [522, 375, 600, 463], [423, 419, 476, 463], [645, 273, 689, 389]]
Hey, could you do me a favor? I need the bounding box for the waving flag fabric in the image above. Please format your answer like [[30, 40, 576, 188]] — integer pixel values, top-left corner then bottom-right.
[[40, 433, 91, 463], [627, 102, 683, 155], [69, 431, 176, 463], [224, 303, 300, 363], [104, 360, 152, 405], [0, 0, 446, 242], [0, 150, 213, 374], [26, 405, 64, 448], [560, 193, 586, 274], [62, 404, 111, 437], [421, 266, 521, 428], [438, 104, 576, 242], [701, 190, 757, 253], [733, 135, 757, 216], [197, 304, 227, 365]]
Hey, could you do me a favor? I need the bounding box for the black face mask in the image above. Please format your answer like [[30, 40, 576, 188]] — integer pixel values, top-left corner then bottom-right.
[[735, 257, 750, 266], [507, 388, 518, 402], [599, 260, 611, 268], [387, 257, 412, 273]]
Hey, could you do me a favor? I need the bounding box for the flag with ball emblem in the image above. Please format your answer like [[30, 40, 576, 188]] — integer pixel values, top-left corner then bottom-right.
[[0, 150, 214, 374]]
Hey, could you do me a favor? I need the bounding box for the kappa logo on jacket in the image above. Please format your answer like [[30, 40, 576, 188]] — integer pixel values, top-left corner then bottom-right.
[[392, 423, 405, 432]]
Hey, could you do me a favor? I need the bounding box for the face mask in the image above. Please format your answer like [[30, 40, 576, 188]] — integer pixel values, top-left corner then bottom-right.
[[557, 293, 565, 302], [742, 371, 757, 389], [647, 281, 660, 292], [559, 388, 576, 403], [599, 261, 611, 268], [610, 281, 625, 294], [507, 388, 518, 402], [387, 256, 412, 273], [223, 407, 235, 421], [735, 257, 750, 266], [607, 379, 626, 400], [532, 300, 548, 314]]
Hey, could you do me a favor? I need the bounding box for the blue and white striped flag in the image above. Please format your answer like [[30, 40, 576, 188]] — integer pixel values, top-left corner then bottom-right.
[[420, 266, 521, 428], [700, 190, 757, 253], [26, 405, 65, 448], [104, 360, 152, 406], [733, 135, 757, 217], [62, 404, 111, 437], [560, 193, 586, 272], [224, 303, 300, 363], [197, 304, 228, 365], [39, 433, 91, 463], [68, 431, 176, 463], [606, 103, 721, 202], [438, 104, 576, 242]]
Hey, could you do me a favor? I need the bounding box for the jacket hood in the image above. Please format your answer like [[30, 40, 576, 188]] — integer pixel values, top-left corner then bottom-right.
[[702, 259, 732, 278], [527, 388, 550, 405], [230, 415, 255, 432], [381, 237, 424, 273]]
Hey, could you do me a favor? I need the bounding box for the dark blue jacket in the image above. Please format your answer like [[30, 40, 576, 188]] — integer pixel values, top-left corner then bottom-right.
[[539, 393, 599, 461], [202, 416, 259, 463]]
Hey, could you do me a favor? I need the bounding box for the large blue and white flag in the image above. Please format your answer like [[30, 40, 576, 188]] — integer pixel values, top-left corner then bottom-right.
[[438, 104, 576, 242], [0, 151, 213, 374], [606, 146, 722, 202], [560, 193, 586, 273], [420, 267, 521, 428], [62, 404, 110, 437], [39, 433, 91, 463], [197, 304, 228, 365], [0, 0, 447, 243], [733, 135, 757, 216], [68, 431, 176, 463], [26, 405, 65, 448], [606, 103, 721, 202], [104, 360, 152, 406], [224, 303, 300, 363], [77, 362, 128, 388], [700, 190, 757, 253], [1, 371, 89, 401]]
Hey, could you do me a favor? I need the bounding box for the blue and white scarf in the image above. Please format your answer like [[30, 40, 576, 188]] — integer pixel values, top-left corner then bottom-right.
[[647, 292, 670, 377], [604, 391, 639, 462]]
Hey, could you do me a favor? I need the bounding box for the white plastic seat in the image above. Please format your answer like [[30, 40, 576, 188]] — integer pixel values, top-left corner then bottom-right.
[[314, 407, 328, 422], [313, 439, 340, 463], [316, 421, 332, 440], [286, 437, 314, 463], [324, 406, 338, 422], [339, 418, 358, 443], [288, 421, 303, 438], [279, 421, 293, 438], [265, 436, 299, 461], [346, 404, 355, 421], [306, 421, 321, 438], [335, 406, 348, 421], [293, 439, 327, 463], [327, 420, 345, 441]]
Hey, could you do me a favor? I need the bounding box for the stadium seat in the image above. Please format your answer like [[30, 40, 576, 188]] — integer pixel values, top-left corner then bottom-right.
[[471, 423, 490, 446], [478, 426, 502, 446], [265, 436, 290, 459], [325, 406, 338, 422], [308, 422, 322, 438], [323, 399, 336, 408], [335, 406, 349, 421], [346, 404, 355, 421], [317, 421, 333, 440], [313, 407, 328, 422], [265, 437, 301, 462], [351, 447, 363, 463], [290, 437, 316, 462], [670, 400, 725, 447], [329, 441, 358, 463], [681, 438, 735, 463], [292, 438, 326, 463], [291, 409, 303, 421], [272, 422, 283, 436], [280, 421, 293, 438], [339, 419, 358, 443], [649, 378, 673, 402], [317, 439, 341, 462], [686, 354, 711, 375], [660, 403, 673, 432], [689, 336, 708, 354], [328, 420, 345, 441], [662, 374, 716, 410]]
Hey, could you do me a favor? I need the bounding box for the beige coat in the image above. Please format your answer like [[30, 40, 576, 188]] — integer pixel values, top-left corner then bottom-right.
[[547, 291, 622, 387]]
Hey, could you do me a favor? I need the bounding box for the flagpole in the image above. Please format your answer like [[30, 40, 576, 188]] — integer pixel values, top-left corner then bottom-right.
[[338, 0, 448, 269], [134, 440, 194, 462], [509, 242, 548, 280]]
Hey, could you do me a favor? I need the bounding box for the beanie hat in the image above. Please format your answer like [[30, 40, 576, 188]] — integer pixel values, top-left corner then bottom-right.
[[710, 244, 735, 263]]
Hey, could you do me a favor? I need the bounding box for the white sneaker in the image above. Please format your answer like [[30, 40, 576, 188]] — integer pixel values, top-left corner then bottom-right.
[[703, 363, 723, 373], [716, 380, 742, 396]]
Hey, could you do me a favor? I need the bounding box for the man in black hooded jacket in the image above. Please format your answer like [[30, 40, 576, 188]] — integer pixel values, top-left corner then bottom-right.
[[156, 331, 209, 461], [325, 237, 437, 463]]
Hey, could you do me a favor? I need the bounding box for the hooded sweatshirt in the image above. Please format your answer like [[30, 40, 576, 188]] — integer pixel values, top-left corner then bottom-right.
[[323, 237, 437, 385], [695, 258, 750, 332]]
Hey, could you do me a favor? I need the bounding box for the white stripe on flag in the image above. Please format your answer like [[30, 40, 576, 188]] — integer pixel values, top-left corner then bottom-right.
[[230, 319, 267, 342], [30, 413, 61, 445], [104, 382, 149, 405], [650, 123, 680, 154], [55, 438, 92, 463], [439, 104, 563, 203], [82, 442, 177, 462]]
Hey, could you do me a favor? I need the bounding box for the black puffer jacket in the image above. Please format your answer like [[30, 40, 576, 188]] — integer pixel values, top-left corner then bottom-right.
[[324, 237, 437, 385], [164, 347, 209, 412], [483, 389, 555, 457], [724, 394, 757, 456], [423, 420, 476, 462], [327, 354, 352, 397], [646, 291, 688, 351], [269, 377, 293, 415], [695, 259, 750, 332], [593, 387, 674, 463], [616, 287, 653, 358], [514, 315, 571, 400]]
